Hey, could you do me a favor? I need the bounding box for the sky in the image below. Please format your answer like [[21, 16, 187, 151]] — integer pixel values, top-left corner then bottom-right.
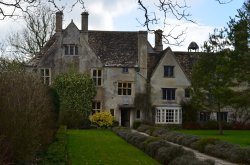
[[0, 0, 246, 51]]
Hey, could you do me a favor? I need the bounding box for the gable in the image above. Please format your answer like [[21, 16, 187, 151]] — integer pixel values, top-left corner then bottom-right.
[[151, 48, 190, 86], [63, 21, 80, 45]]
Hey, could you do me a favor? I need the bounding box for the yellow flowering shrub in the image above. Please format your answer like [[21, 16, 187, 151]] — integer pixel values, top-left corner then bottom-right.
[[89, 111, 114, 128]]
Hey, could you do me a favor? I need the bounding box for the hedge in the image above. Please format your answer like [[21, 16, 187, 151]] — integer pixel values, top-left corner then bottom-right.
[[136, 124, 250, 164], [112, 127, 214, 165], [43, 126, 68, 165]]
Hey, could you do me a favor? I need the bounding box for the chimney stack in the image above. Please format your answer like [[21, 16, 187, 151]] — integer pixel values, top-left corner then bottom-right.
[[55, 11, 63, 32], [81, 12, 89, 33], [154, 29, 163, 51]]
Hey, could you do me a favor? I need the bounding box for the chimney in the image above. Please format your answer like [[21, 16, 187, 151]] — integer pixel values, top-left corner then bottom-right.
[[56, 11, 63, 32], [81, 12, 89, 33], [154, 29, 163, 51]]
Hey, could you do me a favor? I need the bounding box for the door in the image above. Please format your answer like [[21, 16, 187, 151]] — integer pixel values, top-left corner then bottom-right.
[[121, 108, 130, 127]]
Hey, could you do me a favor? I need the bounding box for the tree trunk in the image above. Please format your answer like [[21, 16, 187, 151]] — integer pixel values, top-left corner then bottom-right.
[[217, 106, 223, 135]]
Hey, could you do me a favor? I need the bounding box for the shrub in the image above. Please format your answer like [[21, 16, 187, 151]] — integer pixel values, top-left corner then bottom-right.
[[137, 124, 154, 133], [193, 137, 219, 153], [0, 70, 56, 164], [53, 72, 96, 128], [89, 111, 113, 128], [44, 126, 68, 165], [170, 155, 215, 165], [132, 120, 142, 129]]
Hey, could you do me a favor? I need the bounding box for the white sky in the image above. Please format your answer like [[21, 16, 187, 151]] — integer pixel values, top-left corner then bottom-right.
[[0, 0, 246, 51]]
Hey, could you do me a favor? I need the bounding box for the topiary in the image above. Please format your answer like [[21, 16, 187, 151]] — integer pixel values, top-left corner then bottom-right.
[[89, 111, 114, 128]]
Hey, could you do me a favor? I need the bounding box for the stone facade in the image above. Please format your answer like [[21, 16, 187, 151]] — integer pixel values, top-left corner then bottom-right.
[[28, 12, 194, 127]]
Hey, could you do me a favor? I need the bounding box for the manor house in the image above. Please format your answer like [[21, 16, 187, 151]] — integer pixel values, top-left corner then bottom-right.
[[27, 11, 196, 127]]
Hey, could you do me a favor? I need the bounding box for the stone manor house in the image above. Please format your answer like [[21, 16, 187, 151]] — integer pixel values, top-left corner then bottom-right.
[[27, 11, 199, 127]]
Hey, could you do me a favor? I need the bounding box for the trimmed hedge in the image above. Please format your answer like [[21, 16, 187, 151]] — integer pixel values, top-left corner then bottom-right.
[[43, 126, 68, 165], [112, 127, 214, 165], [136, 125, 250, 164]]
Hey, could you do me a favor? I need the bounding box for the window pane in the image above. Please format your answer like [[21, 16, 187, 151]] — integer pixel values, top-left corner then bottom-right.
[[40, 69, 44, 76], [136, 110, 140, 118], [45, 77, 50, 85], [128, 89, 131, 95], [128, 83, 131, 88], [75, 46, 78, 55], [162, 88, 166, 100], [45, 69, 50, 76], [123, 83, 127, 88], [110, 109, 114, 116], [97, 102, 101, 109], [70, 45, 74, 55], [98, 70, 102, 76], [118, 83, 122, 87], [98, 78, 102, 86], [123, 89, 126, 95]]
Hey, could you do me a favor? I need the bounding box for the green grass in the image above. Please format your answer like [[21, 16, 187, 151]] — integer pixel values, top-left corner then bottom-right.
[[67, 129, 160, 165], [177, 130, 250, 147]]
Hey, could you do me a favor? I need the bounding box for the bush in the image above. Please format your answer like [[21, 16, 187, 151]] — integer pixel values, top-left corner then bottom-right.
[[89, 111, 113, 128], [53, 72, 96, 129], [44, 126, 68, 165], [170, 155, 215, 165], [0, 70, 57, 164], [59, 110, 90, 129], [132, 120, 142, 129]]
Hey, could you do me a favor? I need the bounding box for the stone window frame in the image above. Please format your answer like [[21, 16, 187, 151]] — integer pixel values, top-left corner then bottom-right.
[[92, 101, 101, 114], [162, 88, 176, 100], [40, 68, 51, 85], [64, 44, 78, 55], [164, 65, 174, 77], [118, 82, 132, 95], [91, 68, 102, 87], [155, 107, 182, 124]]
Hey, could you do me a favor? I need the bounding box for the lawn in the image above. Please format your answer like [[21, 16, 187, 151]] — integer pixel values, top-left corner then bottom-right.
[[67, 129, 160, 165], [177, 130, 250, 147]]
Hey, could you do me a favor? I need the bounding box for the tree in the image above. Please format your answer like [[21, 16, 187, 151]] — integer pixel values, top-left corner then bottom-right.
[[192, 0, 250, 134], [53, 71, 96, 128], [7, 4, 55, 58], [191, 51, 234, 135], [0, 59, 57, 164]]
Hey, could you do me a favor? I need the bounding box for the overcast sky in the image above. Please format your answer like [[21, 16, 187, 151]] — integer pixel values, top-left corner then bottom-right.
[[0, 0, 246, 51]]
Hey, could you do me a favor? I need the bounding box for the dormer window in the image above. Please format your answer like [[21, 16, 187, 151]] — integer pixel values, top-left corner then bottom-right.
[[164, 66, 174, 77], [64, 45, 78, 55]]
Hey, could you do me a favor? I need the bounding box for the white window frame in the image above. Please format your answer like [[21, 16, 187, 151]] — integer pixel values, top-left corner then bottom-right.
[[40, 68, 51, 85], [91, 69, 102, 87], [155, 107, 182, 124]]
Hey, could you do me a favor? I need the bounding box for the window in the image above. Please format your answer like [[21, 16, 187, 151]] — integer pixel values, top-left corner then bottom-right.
[[122, 67, 128, 73], [92, 101, 101, 114], [40, 68, 51, 85], [162, 88, 176, 100], [155, 107, 181, 124], [110, 109, 114, 116], [217, 112, 228, 122], [118, 82, 132, 95], [200, 112, 211, 122], [64, 45, 78, 55], [164, 66, 174, 77], [92, 69, 102, 86], [136, 110, 141, 119], [185, 88, 191, 98]]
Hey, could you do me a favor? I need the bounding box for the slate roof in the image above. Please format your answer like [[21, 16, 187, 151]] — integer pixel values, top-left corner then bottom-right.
[[88, 31, 138, 67]]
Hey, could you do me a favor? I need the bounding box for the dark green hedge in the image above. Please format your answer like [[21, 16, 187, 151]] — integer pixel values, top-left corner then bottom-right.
[[43, 126, 68, 165]]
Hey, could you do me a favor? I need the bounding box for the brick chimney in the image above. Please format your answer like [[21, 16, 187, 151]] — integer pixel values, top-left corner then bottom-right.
[[154, 29, 163, 51], [81, 12, 89, 33], [55, 11, 63, 32]]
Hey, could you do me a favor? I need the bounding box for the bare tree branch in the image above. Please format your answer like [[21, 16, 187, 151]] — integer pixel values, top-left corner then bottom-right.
[[215, 0, 233, 4]]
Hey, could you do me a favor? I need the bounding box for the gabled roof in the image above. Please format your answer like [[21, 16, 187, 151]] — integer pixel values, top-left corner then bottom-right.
[[88, 31, 138, 67], [147, 48, 198, 80]]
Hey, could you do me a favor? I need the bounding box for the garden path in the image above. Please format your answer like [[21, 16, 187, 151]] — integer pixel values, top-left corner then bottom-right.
[[132, 130, 237, 165]]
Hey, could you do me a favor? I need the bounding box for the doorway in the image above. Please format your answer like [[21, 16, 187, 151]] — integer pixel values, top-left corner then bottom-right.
[[121, 108, 130, 127]]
